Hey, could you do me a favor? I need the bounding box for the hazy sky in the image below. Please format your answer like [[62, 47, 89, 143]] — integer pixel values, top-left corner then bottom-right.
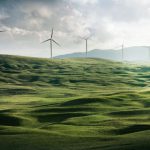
[[1, 0, 150, 57]]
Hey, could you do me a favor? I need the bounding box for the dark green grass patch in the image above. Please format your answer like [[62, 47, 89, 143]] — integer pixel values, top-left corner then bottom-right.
[[0, 114, 21, 126]]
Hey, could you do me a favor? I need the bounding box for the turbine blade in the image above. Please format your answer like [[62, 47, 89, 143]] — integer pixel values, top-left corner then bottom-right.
[[52, 39, 61, 46], [41, 38, 51, 43], [0, 30, 6, 32], [51, 28, 53, 38]]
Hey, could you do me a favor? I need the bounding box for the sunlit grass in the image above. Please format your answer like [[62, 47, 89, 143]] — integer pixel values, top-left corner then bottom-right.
[[0, 54, 150, 150]]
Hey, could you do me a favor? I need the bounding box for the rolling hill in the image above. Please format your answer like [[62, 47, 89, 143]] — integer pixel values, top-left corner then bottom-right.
[[0, 54, 150, 150], [55, 46, 150, 61]]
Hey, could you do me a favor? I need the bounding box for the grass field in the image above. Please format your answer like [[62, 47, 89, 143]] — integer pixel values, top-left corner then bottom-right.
[[0, 54, 150, 150]]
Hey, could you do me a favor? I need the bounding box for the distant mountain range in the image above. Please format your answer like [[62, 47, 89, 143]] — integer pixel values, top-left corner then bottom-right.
[[55, 46, 150, 61]]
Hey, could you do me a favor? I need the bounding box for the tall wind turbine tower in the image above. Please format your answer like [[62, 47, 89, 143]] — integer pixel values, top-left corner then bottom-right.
[[85, 38, 88, 57], [83, 36, 91, 57], [41, 28, 60, 59], [114, 42, 125, 61]]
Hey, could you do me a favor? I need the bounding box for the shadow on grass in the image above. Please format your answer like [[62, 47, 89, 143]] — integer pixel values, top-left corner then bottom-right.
[[0, 114, 21, 126], [61, 98, 109, 106], [35, 113, 89, 123], [114, 124, 150, 135], [33, 107, 93, 113], [108, 109, 150, 116]]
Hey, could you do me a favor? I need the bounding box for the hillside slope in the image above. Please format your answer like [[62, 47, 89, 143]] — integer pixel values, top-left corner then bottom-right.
[[0, 54, 150, 150], [55, 46, 149, 61]]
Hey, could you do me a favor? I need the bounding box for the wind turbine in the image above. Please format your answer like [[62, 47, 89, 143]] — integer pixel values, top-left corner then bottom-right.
[[41, 28, 60, 59], [82, 36, 91, 57], [114, 42, 125, 61]]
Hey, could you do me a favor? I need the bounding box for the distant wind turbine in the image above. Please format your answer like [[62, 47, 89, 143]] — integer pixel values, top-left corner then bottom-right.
[[82, 36, 91, 57], [41, 28, 60, 59], [114, 42, 125, 61]]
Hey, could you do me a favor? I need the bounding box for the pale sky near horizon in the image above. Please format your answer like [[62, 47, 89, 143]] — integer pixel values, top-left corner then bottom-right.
[[0, 0, 150, 58]]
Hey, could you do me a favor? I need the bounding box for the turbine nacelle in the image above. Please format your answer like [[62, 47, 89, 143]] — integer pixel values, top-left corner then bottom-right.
[[41, 38, 60, 46]]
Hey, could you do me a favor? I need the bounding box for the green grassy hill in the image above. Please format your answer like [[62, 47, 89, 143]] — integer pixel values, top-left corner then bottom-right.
[[0, 54, 150, 150]]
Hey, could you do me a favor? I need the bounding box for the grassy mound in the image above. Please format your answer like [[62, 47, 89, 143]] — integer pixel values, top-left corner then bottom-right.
[[0, 54, 150, 150]]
